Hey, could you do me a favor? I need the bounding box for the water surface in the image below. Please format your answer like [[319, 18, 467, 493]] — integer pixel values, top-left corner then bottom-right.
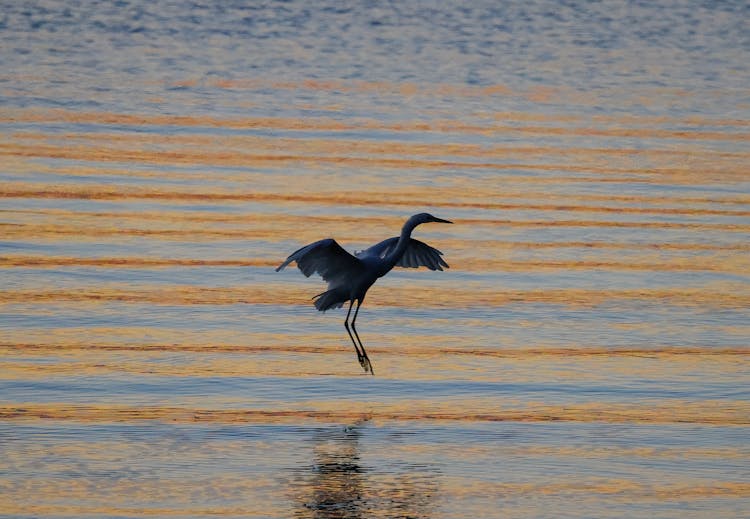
[[1, 1, 749, 517]]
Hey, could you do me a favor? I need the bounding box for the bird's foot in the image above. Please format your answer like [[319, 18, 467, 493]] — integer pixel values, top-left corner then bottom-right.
[[359, 356, 374, 375]]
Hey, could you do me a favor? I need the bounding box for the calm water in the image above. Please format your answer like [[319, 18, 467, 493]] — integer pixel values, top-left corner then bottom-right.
[[1, 1, 749, 517]]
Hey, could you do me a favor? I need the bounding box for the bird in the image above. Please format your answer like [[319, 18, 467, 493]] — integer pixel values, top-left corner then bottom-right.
[[276, 213, 453, 374]]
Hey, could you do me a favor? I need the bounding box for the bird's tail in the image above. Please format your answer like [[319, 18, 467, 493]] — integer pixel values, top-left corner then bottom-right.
[[312, 289, 346, 312]]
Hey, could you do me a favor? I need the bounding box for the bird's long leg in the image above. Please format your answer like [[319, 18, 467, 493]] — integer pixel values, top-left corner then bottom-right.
[[351, 300, 373, 375], [344, 300, 366, 368]]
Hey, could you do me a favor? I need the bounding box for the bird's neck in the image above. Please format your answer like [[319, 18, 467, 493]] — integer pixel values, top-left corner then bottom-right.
[[382, 219, 418, 270]]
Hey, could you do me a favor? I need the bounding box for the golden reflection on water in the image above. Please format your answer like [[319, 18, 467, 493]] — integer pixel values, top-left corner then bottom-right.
[[2, 339, 746, 385], [4, 107, 750, 141], [1, 283, 748, 309], [2, 399, 748, 425]]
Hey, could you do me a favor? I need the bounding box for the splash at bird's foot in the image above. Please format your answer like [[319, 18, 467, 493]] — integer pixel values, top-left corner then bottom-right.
[[359, 355, 374, 375]]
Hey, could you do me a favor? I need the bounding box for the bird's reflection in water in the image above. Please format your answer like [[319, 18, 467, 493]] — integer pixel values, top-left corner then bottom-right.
[[289, 421, 439, 518]]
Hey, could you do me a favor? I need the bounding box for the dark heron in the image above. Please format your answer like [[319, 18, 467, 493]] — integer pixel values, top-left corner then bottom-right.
[[276, 213, 452, 374]]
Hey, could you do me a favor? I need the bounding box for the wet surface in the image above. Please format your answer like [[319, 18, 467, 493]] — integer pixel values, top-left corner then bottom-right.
[[1, 1, 749, 517]]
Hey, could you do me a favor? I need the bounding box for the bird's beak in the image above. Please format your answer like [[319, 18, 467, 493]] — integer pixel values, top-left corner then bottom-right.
[[432, 216, 453, 224]]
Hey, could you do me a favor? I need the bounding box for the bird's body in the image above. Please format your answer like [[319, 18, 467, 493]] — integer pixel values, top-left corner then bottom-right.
[[276, 213, 452, 374]]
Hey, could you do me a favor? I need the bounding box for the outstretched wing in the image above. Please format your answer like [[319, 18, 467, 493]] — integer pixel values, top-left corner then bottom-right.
[[361, 237, 449, 271], [276, 238, 363, 283]]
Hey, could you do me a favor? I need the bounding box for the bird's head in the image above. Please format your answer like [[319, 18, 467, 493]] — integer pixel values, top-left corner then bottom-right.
[[410, 213, 453, 226]]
